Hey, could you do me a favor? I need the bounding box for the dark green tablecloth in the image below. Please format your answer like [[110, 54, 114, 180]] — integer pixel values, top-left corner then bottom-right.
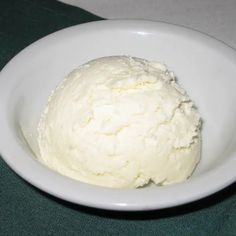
[[0, 0, 236, 235]]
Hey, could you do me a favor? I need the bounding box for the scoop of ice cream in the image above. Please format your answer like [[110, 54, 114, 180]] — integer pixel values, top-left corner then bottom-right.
[[37, 56, 201, 188]]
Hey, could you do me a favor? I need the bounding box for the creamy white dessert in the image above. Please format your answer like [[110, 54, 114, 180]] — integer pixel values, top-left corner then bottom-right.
[[37, 56, 201, 188]]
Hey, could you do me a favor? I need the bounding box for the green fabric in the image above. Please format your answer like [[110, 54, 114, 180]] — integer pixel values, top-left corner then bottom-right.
[[0, 0, 235, 235]]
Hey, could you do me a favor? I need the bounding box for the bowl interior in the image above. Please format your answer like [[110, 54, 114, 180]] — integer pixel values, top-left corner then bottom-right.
[[9, 22, 236, 175], [1, 20, 236, 210]]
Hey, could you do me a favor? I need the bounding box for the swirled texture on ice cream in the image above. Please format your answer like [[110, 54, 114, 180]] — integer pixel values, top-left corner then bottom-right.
[[37, 56, 201, 188]]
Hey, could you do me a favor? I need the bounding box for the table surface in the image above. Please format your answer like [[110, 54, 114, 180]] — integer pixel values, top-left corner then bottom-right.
[[61, 0, 236, 49], [0, 0, 235, 235]]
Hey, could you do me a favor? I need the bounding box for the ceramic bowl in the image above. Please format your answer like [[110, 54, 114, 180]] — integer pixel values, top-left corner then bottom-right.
[[0, 20, 235, 211]]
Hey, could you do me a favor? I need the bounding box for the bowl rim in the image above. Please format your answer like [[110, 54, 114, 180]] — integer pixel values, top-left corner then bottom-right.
[[0, 19, 236, 211]]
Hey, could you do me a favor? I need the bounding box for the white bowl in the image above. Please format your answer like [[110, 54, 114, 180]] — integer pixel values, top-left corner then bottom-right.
[[0, 20, 235, 211]]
